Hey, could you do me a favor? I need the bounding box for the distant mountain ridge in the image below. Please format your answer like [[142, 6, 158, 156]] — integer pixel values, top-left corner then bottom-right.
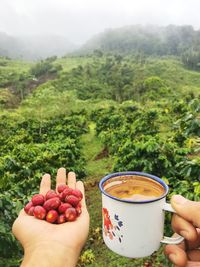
[[1, 24, 200, 60], [77, 24, 200, 56], [0, 32, 76, 60]]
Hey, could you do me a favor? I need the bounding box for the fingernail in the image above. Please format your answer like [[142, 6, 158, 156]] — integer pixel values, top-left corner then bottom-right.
[[172, 195, 187, 205], [168, 253, 177, 263]]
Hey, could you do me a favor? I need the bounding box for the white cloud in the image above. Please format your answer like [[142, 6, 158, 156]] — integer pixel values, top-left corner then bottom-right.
[[0, 0, 200, 43]]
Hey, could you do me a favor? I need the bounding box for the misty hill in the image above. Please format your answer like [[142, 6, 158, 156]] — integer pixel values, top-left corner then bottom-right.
[[0, 32, 23, 59], [0, 32, 76, 60], [78, 25, 200, 56]]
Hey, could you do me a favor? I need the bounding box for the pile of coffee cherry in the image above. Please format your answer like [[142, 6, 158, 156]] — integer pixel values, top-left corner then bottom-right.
[[24, 184, 82, 224]]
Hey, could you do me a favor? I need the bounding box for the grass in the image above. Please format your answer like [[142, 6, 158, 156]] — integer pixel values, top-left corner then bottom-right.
[[143, 57, 200, 95], [81, 122, 113, 178], [55, 56, 94, 72], [0, 58, 33, 71], [0, 58, 33, 90]]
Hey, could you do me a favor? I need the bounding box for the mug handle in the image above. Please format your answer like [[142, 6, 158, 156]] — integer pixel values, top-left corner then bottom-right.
[[160, 203, 184, 245]]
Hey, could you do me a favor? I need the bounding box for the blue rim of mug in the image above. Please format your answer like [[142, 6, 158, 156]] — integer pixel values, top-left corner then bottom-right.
[[99, 171, 169, 204]]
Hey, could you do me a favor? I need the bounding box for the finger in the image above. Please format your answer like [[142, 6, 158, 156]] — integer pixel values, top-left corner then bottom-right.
[[188, 250, 200, 261], [186, 228, 200, 250], [186, 261, 200, 267], [170, 229, 200, 251], [172, 214, 198, 242], [164, 244, 188, 267], [76, 180, 86, 209], [67, 172, 76, 189], [56, 167, 66, 190], [171, 195, 200, 228], [40, 174, 51, 195]]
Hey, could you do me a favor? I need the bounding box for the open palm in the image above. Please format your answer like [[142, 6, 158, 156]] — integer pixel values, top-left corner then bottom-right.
[[12, 168, 90, 265]]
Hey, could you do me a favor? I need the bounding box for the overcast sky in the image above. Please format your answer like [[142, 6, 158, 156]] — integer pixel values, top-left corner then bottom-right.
[[0, 0, 200, 44]]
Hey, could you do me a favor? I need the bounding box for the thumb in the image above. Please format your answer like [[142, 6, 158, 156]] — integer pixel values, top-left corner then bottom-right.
[[171, 195, 200, 228]]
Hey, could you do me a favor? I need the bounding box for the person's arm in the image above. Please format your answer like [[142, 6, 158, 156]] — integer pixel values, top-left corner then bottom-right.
[[164, 195, 200, 267], [21, 243, 80, 267], [12, 168, 90, 267]]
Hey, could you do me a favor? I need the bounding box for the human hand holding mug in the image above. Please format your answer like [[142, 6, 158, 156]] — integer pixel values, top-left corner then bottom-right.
[[165, 195, 200, 267], [99, 171, 184, 258]]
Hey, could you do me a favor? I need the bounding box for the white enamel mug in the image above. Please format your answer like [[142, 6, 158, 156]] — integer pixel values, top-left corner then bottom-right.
[[99, 171, 184, 258]]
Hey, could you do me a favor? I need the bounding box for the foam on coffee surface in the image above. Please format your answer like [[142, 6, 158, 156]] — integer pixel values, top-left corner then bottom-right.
[[104, 175, 165, 201]]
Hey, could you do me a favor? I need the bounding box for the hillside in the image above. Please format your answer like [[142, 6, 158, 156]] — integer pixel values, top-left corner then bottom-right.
[[2, 54, 198, 112], [0, 54, 200, 267]]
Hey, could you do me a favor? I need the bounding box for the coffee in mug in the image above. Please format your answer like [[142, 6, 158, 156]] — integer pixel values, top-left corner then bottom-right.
[[104, 175, 165, 201]]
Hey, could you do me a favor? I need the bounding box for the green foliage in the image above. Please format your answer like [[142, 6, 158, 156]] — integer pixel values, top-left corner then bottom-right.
[[0, 59, 31, 88], [176, 157, 200, 181], [140, 76, 171, 100], [0, 190, 24, 259], [53, 55, 134, 102], [0, 89, 17, 108], [174, 98, 200, 137], [113, 135, 186, 177], [94, 98, 200, 184], [143, 76, 165, 92], [181, 48, 200, 70], [79, 249, 95, 266], [0, 113, 88, 190], [30, 58, 62, 78], [93, 105, 160, 154]]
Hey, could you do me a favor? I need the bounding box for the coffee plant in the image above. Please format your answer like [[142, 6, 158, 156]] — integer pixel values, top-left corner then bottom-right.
[[94, 98, 200, 185]]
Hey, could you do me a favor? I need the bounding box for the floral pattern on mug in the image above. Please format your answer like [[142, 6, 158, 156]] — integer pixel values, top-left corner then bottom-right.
[[102, 208, 124, 242]]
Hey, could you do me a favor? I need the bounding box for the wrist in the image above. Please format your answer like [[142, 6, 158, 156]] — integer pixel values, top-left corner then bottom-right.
[[21, 242, 81, 267]]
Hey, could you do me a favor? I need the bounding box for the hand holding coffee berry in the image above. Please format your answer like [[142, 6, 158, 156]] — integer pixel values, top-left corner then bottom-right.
[[12, 168, 90, 267]]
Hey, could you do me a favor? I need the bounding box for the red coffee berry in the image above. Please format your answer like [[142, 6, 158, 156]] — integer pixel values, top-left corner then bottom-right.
[[58, 193, 64, 201], [65, 207, 77, 222], [57, 184, 68, 193], [46, 210, 58, 223], [28, 206, 35, 216], [60, 188, 73, 201], [24, 201, 33, 214], [57, 214, 66, 224], [65, 195, 79, 207], [32, 194, 45, 206], [33, 206, 46, 220], [58, 203, 72, 214], [43, 197, 61, 211], [71, 189, 83, 201], [45, 190, 58, 200], [76, 202, 82, 216]]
